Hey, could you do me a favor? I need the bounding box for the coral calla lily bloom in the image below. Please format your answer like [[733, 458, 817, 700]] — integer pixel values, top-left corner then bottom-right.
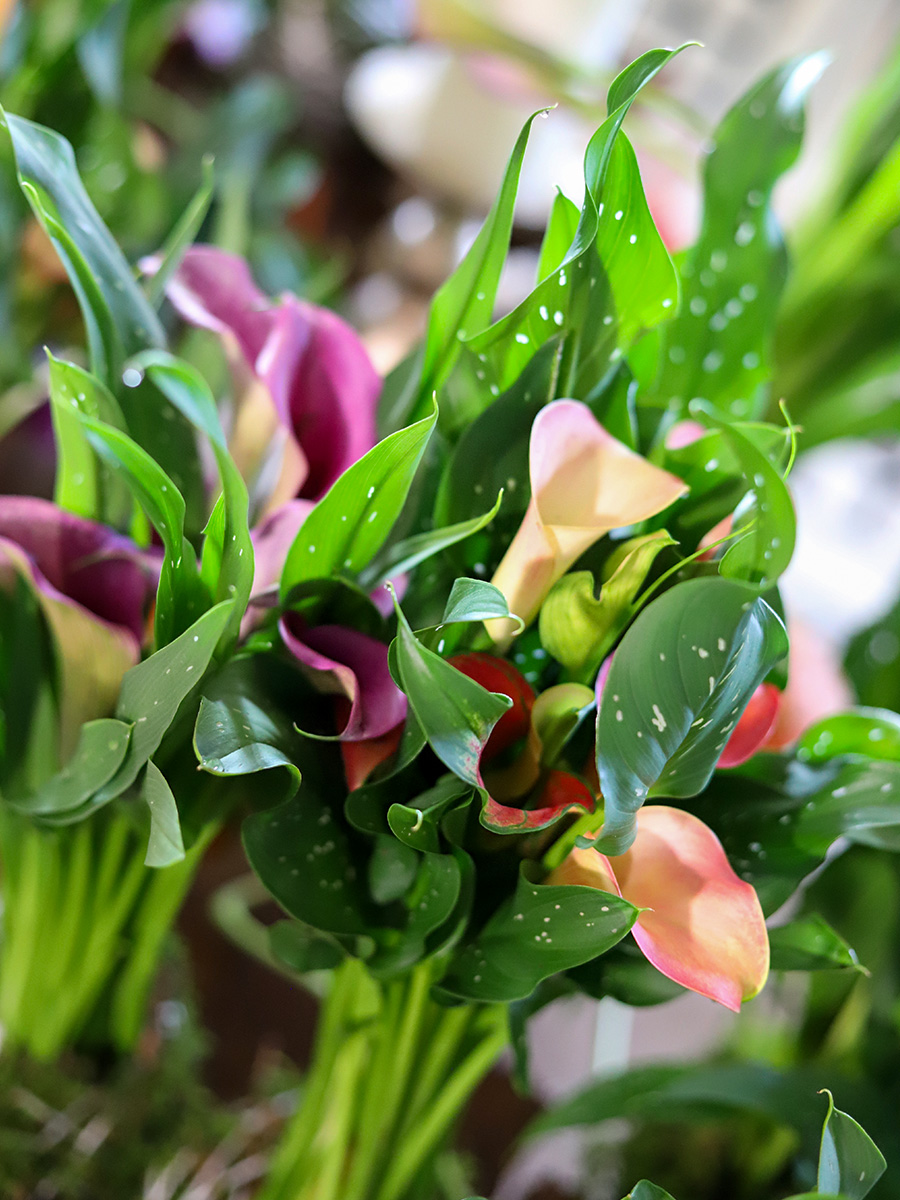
[[490, 401, 687, 637], [547, 806, 769, 1011]]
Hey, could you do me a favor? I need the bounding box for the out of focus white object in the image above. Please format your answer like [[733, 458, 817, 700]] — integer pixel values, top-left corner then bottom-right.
[[182, 0, 263, 66], [782, 439, 900, 643], [346, 44, 589, 226]]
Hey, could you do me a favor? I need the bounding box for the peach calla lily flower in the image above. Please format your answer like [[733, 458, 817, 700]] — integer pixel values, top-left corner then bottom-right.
[[490, 401, 687, 638], [547, 805, 769, 1011]]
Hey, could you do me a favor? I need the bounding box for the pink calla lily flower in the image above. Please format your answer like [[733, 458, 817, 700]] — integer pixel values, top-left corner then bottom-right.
[[490, 401, 687, 638], [547, 805, 769, 1011], [0, 497, 157, 757], [162, 246, 381, 505], [0, 402, 56, 499]]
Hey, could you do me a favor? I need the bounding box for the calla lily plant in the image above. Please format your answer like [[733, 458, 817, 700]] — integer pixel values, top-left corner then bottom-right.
[[1, 41, 898, 1200]]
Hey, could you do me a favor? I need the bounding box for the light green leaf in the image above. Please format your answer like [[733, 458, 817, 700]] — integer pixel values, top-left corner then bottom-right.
[[540, 532, 676, 677], [144, 156, 215, 308], [135, 353, 253, 647], [818, 1091, 886, 1199], [0, 109, 165, 383], [281, 408, 437, 598], [596, 577, 788, 854], [623, 1184, 677, 1200], [358, 491, 503, 590], [141, 760, 185, 867], [94, 601, 234, 806], [768, 915, 864, 973], [441, 578, 522, 629], [9, 719, 131, 820]]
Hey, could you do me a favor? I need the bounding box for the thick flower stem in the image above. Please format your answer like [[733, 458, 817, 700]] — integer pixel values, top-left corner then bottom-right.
[[0, 806, 208, 1062], [258, 959, 505, 1200]]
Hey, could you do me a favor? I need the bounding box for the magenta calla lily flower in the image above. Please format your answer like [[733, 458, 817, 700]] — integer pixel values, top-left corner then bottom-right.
[[164, 246, 381, 503], [0, 497, 158, 755], [547, 807, 770, 1011], [0, 402, 56, 500], [490, 401, 687, 639], [279, 615, 407, 741]]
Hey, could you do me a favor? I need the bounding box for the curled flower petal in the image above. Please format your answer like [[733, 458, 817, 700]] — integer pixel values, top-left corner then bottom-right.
[[0, 496, 155, 641], [166, 247, 380, 501], [0, 538, 137, 758], [490, 401, 686, 635], [547, 806, 769, 1011], [341, 719, 405, 791], [280, 616, 407, 741], [718, 682, 781, 768], [482, 769, 594, 833]]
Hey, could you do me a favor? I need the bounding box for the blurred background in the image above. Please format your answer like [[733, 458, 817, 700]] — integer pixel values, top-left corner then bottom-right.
[[4, 1, 900, 1197]]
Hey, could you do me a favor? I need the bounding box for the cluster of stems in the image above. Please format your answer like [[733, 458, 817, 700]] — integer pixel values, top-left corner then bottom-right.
[[0, 806, 208, 1062], [260, 958, 507, 1200]]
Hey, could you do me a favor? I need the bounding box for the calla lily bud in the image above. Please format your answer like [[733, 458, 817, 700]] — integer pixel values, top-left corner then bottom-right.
[[547, 805, 769, 1011], [490, 401, 687, 639]]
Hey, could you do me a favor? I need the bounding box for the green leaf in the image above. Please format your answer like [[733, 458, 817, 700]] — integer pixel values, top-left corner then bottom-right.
[[441, 578, 522, 629], [798, 708, 900, 763], [144, 156, 215, 308], [141, 759, 185, 867], [243, 789, 371, 936], [439, 863, 637, 1002], [652, 54, 828, 421], [46, 354, 129, 525], [269, 921, 345, 973], [596, 577, 788, 854], [818, 1091, 886, 1199], [194, 657, 306, 800], [394, 110, 548, 428], [539, 532, 676, 677], [135, 353, 254, 647], [281, 408, 437, 597], [81, 415, 208, 645], [536, 190, 581, 281], [368, 835, 419, 905], [0, 110, 165, 383], [367, 850, 466, 975], [94, 601, 234, 806], [705, 413, 796, 588], [358, 492, 503, 591], [768, 915, 864, 973], [390, 598, 510, 791], [845, 597, 900, 713], [623, 1183, 677, 1200], [9, 719, 131, 820]]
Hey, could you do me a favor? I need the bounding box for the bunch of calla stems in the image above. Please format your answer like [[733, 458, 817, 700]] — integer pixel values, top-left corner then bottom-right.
[[0, 40, 897, 1200]]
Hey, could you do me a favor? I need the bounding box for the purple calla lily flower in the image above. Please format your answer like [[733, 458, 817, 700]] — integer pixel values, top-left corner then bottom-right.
[[0, 497, 158, 755], [0, 496, 157, 642], [280, 614, 407, 741], [163, 246, 381, 503], [0, 402, 56, 499]]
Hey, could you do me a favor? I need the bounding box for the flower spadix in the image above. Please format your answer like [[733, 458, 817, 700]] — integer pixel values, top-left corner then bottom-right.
[[489, 401, 687, 639], [547, 806, 769, 1011]]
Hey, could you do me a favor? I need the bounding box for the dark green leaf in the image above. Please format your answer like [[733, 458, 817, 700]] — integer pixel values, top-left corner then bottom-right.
[[439, 863, 636, 1002], [596, 578, 788, 854], [368, 835, 419, 905], [268, 921, 345, 973], [391, 598, 510, 792]]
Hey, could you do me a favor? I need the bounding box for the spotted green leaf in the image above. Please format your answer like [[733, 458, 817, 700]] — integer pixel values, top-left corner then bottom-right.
[[439, 863, 637, 1002], [9, 719, 131, 821], [141, 760, 185, 867], [596, 577, 788, 854], [818, 1090, 886, 1199], [652, 55, 828, 421], [281, 408, 437, 598]]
